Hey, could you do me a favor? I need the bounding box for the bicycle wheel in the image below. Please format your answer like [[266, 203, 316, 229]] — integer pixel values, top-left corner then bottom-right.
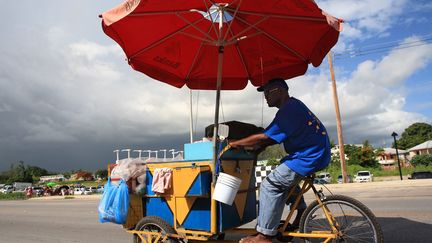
[[133, 216, 179, 243], [299, 195, 383, 243]]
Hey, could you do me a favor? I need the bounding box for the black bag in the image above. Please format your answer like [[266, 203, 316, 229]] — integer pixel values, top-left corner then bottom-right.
[[205, 120, 264, 140]]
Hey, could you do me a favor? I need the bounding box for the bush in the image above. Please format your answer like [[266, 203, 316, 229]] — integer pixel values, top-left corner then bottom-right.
[[0, 192, 27, 200], [411, 154, 432, 167]]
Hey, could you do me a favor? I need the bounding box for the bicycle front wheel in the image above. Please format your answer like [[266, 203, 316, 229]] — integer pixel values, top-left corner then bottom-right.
[[299, 195, 383, 243]]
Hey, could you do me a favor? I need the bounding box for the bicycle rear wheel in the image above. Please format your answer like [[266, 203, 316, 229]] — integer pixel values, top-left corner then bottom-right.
[[299, 195, 383, 243]]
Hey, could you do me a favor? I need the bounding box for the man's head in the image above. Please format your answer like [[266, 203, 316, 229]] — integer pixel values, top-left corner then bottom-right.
[[257, 78, 289, 108]]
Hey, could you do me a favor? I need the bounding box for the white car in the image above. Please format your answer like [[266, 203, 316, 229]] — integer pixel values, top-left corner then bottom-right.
[[316, 172, 332, 183], [354, 171, 373, 183], [84, 187, 93, 195], [73, 187, 85, 195], [0, 185, 13, 194]]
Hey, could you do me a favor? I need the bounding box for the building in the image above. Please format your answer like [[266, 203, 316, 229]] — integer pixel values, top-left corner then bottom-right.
[[408, 140, 432, 157], [331, 144, 363, 159], [377, 148, 409, 169], [39, 174, 65, 182]]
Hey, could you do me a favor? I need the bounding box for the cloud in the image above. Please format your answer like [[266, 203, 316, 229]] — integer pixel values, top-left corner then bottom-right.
[[350, 37, 432, 86], [1, 1, 431, 172], [287, 36, 432, 146], [318, 0, 407, 39]]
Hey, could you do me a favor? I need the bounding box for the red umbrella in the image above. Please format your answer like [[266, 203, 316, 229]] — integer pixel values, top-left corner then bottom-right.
[[101, 0, 341, 90], [100, 0, 341, 183]]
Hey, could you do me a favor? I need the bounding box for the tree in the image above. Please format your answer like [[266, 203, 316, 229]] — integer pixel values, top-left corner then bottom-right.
[[27, 166, 48, 180], [395, 123, 432, 150], [410, 154, 432, 167], [360, 140, 379, 167], [257, 144, 286, 161], [95, 169, 108, 180], [330, 152, 341, 168], [7, 161, 33, 184], [344, 144, 361, 165]]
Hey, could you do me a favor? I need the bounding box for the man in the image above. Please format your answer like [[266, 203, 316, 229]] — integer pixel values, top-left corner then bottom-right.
[[229, 78, 331, 243]]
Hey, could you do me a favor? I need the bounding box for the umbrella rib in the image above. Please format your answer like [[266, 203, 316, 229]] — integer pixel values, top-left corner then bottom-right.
[[185, 24, 215, 82], [203, 0, 220, 41], [129, 18, 208, 60], [129, 9, 197, 16], [231, 14, 307, 62], [230, 34, 252, 82], [176, 12, 216, 43], [222, 0, 243, 42], [225, 9, 327, 23], [226, 16, 269, 43]]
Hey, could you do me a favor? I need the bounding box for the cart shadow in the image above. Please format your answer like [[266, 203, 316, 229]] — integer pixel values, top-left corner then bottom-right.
[[377, 217, 432, 243], [221, 217, 432, 243]]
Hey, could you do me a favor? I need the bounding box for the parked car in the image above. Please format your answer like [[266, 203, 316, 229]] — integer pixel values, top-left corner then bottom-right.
[[85, 187, 94, 195], [32, 186, 44, 196], [74, 187, 85, 195], [408, 171, 432, 180], [96, 185, 104, 193], [0, 185, 13, 194], [316, 172, 332, 183], [313, 178, 328, 184], [354, 171, 373, 183], [337, 174, 352, 183]]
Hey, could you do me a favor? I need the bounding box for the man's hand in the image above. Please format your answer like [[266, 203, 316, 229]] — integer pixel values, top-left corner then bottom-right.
[[229, 141, 242, 149]]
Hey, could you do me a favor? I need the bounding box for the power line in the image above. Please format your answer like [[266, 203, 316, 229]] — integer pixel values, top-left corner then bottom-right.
[[334, 33, 432, 60]]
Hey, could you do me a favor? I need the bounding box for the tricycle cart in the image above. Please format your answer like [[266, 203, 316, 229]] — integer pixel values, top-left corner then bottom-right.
[[114, 142, 260, 242], [110, 143, 383, 243]]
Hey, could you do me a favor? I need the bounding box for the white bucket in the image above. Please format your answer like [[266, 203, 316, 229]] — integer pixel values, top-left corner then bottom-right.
[[212, 172, 242, 205]]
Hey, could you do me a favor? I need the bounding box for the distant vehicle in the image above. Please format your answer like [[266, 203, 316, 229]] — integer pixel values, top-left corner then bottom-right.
[[0, 185, 13, 194], [13, 182, 32, 191], [74, 187, 85, 195], [84, 187, 93, 195], [316, 172, 332, 183], [409, 171, 432, 180], [313, 178, 328, 184], [32, 187, 44, 196], [89, 186, 97, 193], [337, 174, 352, 183], [96, 185, 104, 193], [0, 184, 5, 189], [354, 171, 373, 183]]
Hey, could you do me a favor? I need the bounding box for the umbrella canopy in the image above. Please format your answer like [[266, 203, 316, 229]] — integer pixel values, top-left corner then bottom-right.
[[101, 0, 341, 90], [46, 181, 57, 187]]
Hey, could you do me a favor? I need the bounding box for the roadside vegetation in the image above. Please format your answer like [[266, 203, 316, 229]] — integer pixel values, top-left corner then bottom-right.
[[0, 192, 27, 200]]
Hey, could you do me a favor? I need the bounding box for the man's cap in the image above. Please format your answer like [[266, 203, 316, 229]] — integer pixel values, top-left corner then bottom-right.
[[257, 78, 289, 92]]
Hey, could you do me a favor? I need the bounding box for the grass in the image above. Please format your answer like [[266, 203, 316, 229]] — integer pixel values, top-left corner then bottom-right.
[[320, 165, 432, 183], [37, 180, 107, 187], [0, 192, 27, 200], [64, 196, 75, 199]]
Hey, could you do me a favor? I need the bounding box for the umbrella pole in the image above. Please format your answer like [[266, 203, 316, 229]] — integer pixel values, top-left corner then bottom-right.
[[211, 8, 225, 234], [210, 45, 224, 235], [212, 46, 224, 184]]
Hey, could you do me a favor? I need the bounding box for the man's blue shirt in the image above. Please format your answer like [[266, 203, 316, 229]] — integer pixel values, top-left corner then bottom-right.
[[264, 97, 330, 176]]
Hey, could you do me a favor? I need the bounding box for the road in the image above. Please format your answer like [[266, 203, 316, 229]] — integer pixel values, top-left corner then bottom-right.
[[0, 179, 431, 243]]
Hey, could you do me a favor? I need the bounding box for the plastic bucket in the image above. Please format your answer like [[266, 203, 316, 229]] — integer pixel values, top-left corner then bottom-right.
[[212, 172, 242, 205]]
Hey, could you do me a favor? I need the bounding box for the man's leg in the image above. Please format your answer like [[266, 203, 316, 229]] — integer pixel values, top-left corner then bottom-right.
[[240, 164, 303, 243], [285, 186, 307, 228]]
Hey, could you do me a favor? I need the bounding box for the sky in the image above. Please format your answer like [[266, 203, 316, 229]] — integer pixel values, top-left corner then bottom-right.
[[0, 0, 431, 172]]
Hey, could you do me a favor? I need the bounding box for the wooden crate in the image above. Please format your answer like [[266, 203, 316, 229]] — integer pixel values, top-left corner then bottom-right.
[[123, 194, 143, 229]]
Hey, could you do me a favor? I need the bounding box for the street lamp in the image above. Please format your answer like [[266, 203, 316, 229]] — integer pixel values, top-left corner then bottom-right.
[[391, 132, 403, 180]]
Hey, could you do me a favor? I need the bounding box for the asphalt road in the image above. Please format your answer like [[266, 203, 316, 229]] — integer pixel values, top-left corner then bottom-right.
[[0, 179, 431, 243]]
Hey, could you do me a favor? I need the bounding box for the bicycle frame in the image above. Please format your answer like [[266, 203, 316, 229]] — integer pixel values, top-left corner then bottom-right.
[[277, 176, 340, 242]]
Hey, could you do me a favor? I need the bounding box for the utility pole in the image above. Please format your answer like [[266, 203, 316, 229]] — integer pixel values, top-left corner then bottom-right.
[[328, 52, 348, 183], [391, 132, 403, 180]]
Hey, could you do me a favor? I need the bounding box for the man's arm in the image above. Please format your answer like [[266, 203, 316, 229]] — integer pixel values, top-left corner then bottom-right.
[[229, 133, 274, 149]]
